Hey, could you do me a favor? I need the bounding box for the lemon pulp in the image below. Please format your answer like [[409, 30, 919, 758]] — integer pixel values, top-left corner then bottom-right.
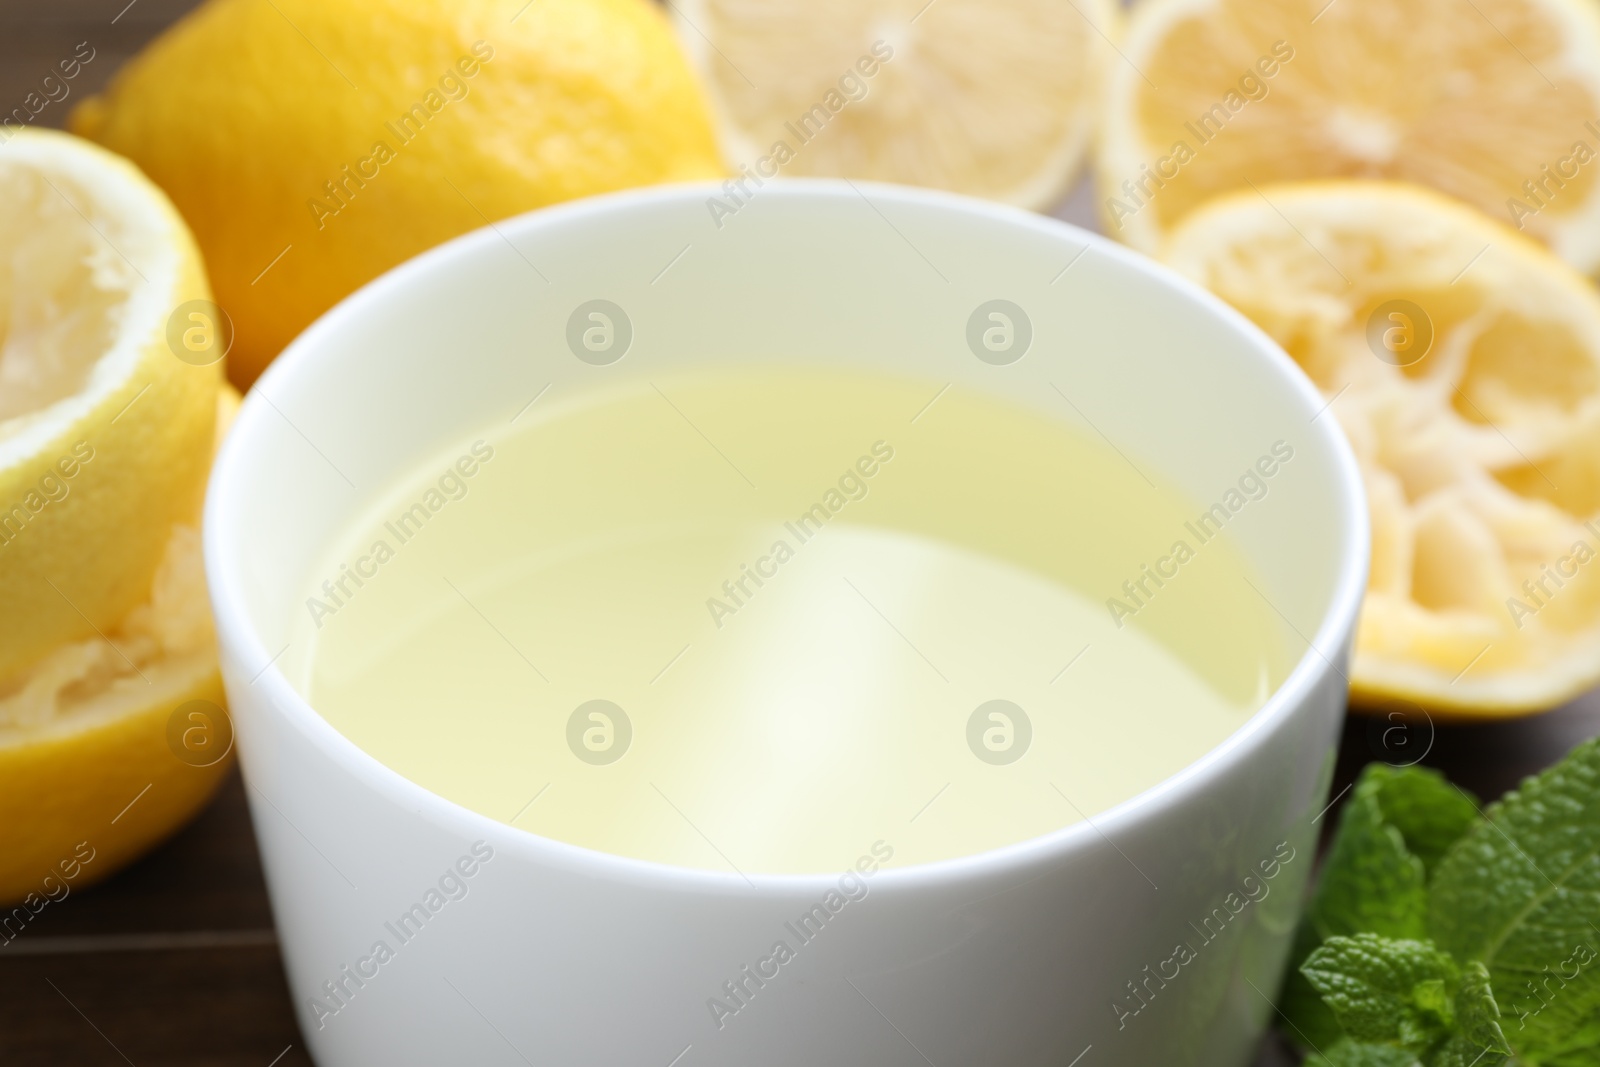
[[0, 130, 225, 908], [672, 0, 1113, 209], [1164, 181, 1600, 714], [294, 368, 1292, 873], [1097, 0, 1600, 269]]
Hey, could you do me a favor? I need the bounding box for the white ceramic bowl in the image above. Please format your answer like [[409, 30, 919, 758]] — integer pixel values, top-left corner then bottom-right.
[[205, 180, 1367, 1067]]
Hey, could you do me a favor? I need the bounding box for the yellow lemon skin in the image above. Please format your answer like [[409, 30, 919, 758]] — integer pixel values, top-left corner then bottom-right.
[[71, 0, 725, 389], [0, 130, 219, 687], [0, 386, 241, 910], [0, 666, 228, 909]]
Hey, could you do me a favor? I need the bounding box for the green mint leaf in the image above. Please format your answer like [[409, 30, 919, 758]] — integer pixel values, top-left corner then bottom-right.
[[1422, 1035, 1510, 1067], [1305, 1038, 1420, 1067], [1282, 919, 1349, 1050], [1279, 763, 1439, 1049], [1423, 962, 1512, 1067], [1297, 947, 1511, 1067], [1312, 773, 1429, 943], [1454, 961, 1512, 1055], [1427, 736, 1600, 1065], [1301, 934, 1459, 1049], [1365, 764, 1480, 878]]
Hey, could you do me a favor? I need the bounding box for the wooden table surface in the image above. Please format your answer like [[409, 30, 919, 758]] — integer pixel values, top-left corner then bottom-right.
[[4, 2, 1599, 1064]]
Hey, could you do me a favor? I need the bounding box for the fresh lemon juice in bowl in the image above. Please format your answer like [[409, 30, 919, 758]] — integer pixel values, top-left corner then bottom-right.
[[291, 365, 1293, 874]]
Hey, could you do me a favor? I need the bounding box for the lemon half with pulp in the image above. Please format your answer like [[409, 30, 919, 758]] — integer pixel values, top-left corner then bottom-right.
[[1165, 181, 1600, 716], [0, 130, 230, 906], [1101, 0, 1600, 272]]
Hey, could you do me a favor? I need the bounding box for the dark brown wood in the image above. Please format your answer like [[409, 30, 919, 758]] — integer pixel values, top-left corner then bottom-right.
[[0, 0, 206, 128], [0, 771, 312, 1066]]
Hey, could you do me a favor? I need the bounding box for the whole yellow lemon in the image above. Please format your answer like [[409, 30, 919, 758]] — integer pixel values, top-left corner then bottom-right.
[[73, 0, 724, 387]]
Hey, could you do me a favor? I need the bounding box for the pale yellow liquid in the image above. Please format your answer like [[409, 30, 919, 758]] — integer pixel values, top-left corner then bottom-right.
[[294, 367, 1291, 874]]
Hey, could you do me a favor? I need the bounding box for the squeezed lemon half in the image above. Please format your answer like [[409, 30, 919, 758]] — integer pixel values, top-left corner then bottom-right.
[[1165, 181, 1600, 716], [0, 130, 230, 906], [672, 0, 1115, 209], [1100, 0, 1600, 273]]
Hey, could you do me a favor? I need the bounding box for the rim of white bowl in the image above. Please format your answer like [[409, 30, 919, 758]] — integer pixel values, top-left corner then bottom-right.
[[204, 178, 1370, 895]]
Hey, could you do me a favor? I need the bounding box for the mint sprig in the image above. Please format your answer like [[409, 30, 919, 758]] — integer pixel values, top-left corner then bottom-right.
[[1301, 934, 1463, 1049], [1281, 764, 1478, 1050], [1305, 1037, 1423, 1066], [1279, 737, 1600, 1066]]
